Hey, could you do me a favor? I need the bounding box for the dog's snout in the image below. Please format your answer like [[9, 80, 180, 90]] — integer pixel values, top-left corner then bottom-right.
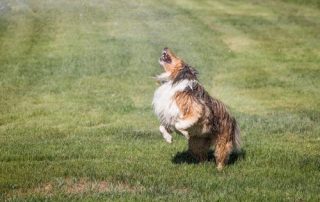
[[162, 47, 168, 56], [160, 47, 172, 63]]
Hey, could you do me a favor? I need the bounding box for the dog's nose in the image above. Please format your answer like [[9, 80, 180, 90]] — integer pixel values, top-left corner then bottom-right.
[[163, 47, 168, 51]]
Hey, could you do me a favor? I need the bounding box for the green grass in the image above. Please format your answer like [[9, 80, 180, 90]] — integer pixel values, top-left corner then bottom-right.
[[0, 0, 319, 201]]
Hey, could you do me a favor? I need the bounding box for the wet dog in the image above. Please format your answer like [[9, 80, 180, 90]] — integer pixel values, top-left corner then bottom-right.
[[152, 48, 241, 170]]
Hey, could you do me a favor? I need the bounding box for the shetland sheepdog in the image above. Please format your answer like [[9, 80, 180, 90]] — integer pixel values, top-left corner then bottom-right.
[[152, 48, 241, 170]]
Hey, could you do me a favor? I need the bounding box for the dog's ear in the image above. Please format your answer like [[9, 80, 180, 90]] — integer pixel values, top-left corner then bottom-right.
[[190, 67, 198, 76], [184, 64, 198, 76]]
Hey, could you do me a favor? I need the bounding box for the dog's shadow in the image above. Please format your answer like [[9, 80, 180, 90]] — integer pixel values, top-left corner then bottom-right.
[[172, 149, 246, 165]]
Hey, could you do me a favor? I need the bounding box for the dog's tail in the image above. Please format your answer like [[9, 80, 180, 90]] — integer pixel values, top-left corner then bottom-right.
[[232, 118, 241, 152]]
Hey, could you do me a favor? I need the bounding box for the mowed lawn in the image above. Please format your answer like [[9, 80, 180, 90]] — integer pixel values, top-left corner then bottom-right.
[[0, 0, 319, 201]]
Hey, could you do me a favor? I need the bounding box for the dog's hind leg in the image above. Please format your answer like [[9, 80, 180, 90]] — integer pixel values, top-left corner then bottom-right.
[[214, 135, 233, 171], [188, 137, 211, 162], [159, 125, 173, 143]]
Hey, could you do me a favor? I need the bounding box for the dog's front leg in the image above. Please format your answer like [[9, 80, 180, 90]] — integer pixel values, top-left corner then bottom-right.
[[175, 120, 195, 140], [176, 129, 190, 140], [159, 125, 173, 144]]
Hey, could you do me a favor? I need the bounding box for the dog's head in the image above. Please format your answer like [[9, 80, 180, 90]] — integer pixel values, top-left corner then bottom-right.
[[159, 47, 184, 77], [156, 48, 198, 83]]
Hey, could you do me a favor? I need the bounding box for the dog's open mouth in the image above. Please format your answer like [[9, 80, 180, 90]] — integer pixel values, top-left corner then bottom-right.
[[160, 48, 172, 63]]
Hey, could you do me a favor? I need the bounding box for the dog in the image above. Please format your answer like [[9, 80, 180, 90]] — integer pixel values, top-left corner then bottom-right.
[[152, 48, 241, 170]]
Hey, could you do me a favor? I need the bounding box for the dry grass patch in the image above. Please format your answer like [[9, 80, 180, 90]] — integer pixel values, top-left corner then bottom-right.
[[5, 178, 145, 200]]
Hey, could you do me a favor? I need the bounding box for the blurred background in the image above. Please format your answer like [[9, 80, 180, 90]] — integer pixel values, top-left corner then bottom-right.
[[0, 0, 319, 201]]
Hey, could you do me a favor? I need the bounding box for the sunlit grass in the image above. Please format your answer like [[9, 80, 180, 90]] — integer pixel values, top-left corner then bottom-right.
[[0, 0, 319, 201]]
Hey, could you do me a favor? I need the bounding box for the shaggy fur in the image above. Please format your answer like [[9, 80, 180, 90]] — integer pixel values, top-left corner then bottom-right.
[[152, 48, 241, 170]]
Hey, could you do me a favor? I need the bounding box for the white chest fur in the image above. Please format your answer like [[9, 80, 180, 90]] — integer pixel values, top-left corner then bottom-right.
[[152, 80, 192, 127]]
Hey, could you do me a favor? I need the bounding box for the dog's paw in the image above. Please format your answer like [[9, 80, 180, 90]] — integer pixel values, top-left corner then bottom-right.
[[217, 163, 224, 171], [164, 136, 172, 144], [161, 131, 172, 144]]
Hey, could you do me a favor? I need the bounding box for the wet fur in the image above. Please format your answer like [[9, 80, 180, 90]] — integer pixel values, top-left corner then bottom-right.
[[153, 48, 241, 170]]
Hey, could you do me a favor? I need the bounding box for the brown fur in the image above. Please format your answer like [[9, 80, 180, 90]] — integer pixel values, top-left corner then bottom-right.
[[175, 91, 203, 119], [159, 48, 241, 170]]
